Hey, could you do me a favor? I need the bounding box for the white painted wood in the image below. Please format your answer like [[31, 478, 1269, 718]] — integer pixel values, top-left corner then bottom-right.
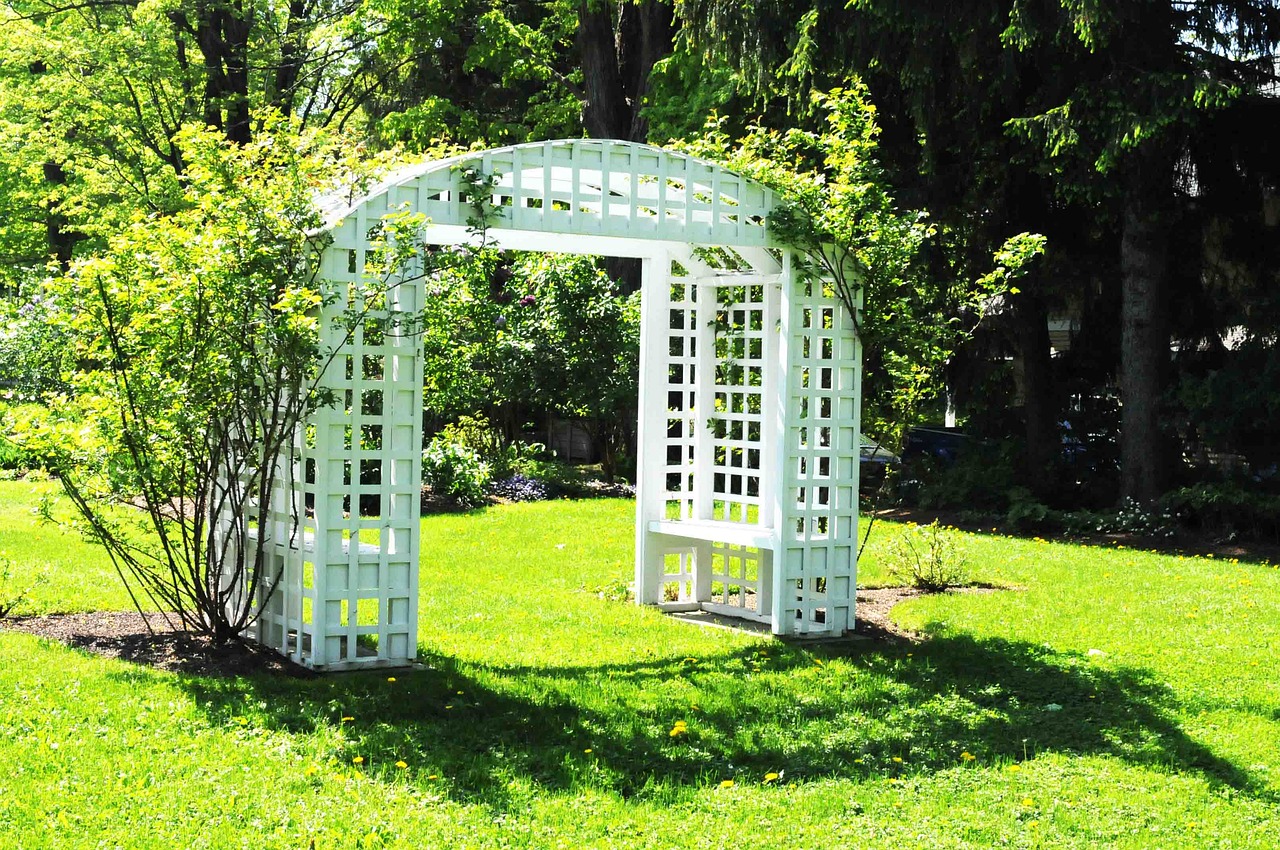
[[647, 519, 776, 550], [228, 139, 863, 671]]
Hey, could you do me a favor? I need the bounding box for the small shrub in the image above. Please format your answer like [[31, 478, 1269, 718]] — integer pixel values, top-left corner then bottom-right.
[[1005, 486, 1052, 530], [1160, 483, 1280, 541], [435, 416, 547, 479], [422, 438, 490, 507], [885, 520, 970, 592]]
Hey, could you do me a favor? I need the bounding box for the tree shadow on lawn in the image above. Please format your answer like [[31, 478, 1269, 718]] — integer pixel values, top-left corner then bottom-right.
[[164, 630, 1273, 808]]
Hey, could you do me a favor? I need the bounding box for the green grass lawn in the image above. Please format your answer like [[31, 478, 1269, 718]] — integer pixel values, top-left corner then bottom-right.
[[1, 478, 1278, 848]]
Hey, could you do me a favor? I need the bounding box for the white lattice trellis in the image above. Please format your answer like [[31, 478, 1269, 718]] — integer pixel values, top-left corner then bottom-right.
[[228, 139, 864, 670]]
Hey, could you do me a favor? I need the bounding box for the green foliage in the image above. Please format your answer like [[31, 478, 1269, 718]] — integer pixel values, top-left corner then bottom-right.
[[884, 520, 971, 591], [684, 84, 1044, 444], [0, 294, 68, 402], [422, 437, 491, 508], [0, 404, 63, 471], [434, 414, 546, 480], [364, 0, 582, 149], [6, 490, 1280, 845], [9, 116, 386, 642], [1174, 336, 1280, 471], [1160, 483, 1280, 541], [419, 249, 639, 472]]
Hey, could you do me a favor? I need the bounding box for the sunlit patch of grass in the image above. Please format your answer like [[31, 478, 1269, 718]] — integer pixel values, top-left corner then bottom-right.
[[1, 481, 1279, 848]]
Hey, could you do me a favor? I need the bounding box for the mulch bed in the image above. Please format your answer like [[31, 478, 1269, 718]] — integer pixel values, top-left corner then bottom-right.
[[0, 611, 314, 678], [3, 587, 951, 677], [853, 585, 1004, 644]]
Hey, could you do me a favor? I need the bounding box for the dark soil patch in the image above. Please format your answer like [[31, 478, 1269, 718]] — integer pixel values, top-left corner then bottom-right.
[[854, 584, 1005, 644], [4, 586, 997, 677], [0, 611, 314, 678]]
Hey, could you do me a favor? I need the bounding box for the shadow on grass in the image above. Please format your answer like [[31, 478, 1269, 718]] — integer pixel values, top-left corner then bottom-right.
[[157, 630, 1274, 808]]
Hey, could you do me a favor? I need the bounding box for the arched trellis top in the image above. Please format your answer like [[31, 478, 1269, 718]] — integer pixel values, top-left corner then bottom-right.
[[317, 139, 782, 257]]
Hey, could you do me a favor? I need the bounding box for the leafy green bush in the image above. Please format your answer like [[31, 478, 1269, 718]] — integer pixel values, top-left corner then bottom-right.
[[884, 520, 971, 592], [422, 438, 491, 507], [1160, 483, 1280, 540], [908, 445, 1018, 511], [0, 294, 68, 403], [0, 403, 77, 472], [435, 414, 548, 480]]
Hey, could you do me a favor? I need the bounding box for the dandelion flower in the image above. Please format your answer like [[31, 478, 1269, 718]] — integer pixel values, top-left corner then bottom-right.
[[583, 748, 593, 754], [960, 752, 976, 762], [1022, 798, 1035, 807], [395, 760, 408, 769], [352, 756, 364, 765], [1006, 764, 1021, 773], [719, 779, 735, 789], [387, 677, 397, 683], [763, 772, 779, 783], [427, 774, 440, 781], [892, 756, 903, 763], [341, 716, 354, 723], [304, 764, 319, 777]]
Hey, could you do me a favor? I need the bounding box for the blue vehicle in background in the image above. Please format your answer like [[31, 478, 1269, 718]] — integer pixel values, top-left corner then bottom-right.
[[901, 426, 972, 465]]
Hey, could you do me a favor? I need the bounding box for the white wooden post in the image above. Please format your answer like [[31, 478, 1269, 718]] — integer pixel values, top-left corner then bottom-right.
[[635, 248, 669, 605]]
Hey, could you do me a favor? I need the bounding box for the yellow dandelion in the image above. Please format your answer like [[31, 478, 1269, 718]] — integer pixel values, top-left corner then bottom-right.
[[892, 756, 903, 763], [584, 748, 593, 754], [960, 751, 976, 762], [352, 756, 364, 765], [427, 774, 440, 781], [387, 677, 397, 683], [1027, 820, 1040, 828], [304, 764, 319, 777], [719, 779, 735, 789], [341, 716, 354, 723], [1006, 764, 1021, 772], [1022, 798, 1035, 807], [763, 772, 779, 783], [394, 760, 408, 769]]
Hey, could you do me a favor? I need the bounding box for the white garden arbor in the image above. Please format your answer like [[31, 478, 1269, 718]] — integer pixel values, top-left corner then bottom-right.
[[243, 139, 863, 671]]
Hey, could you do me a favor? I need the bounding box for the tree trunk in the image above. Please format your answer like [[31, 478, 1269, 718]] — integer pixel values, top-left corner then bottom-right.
[[577, 0, 673, 142], [1013, 286, 1057, 495], [578, 1, 672, 292], [1119, 156, 1172, 504], [42, 161, 82, 272], [194, 0, 253, 144]]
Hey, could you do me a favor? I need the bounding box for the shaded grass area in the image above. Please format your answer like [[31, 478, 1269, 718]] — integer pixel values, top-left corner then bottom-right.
[[2, 483, 1279, 847]]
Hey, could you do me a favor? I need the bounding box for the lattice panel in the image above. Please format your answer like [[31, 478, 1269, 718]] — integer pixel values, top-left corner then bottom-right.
[[660, 548, 697, 605], [709, 281, 767, 524], [776, 277, 860, 635], [662, 270, 698, 521], [320, 140, 776, 249], [707, 542, 761, 610], [248, 218, 424, 671]]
